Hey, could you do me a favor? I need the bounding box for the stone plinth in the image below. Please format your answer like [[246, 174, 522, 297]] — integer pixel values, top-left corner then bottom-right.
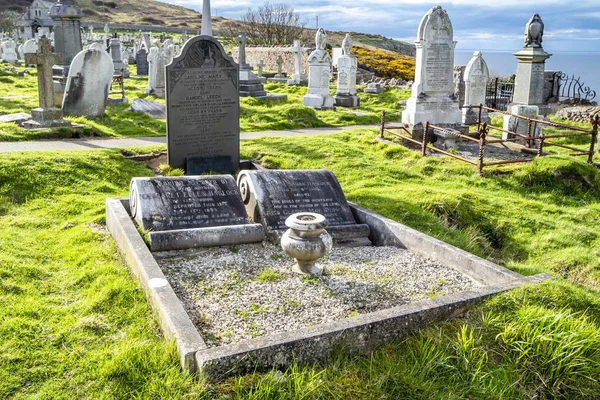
[[23, 107, 71, 129], [513, 47, 552, 114], [401, 6, 463, 138]]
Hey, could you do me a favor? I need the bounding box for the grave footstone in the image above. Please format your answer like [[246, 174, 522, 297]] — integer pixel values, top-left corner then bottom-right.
[[62, 48, 113, 117], [462, 51, 490, 124], [129, 175, 263, 251], [334, 34, 359, 108], [165, 35, 240, 171], [303, 28, 334, 110], [502, 104, 541, 145], [401, 6, 464, 139], [237, 169, 371, 245]]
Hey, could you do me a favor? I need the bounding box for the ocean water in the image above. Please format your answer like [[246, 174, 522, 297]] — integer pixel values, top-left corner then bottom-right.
[[455, 50, 600, 100]]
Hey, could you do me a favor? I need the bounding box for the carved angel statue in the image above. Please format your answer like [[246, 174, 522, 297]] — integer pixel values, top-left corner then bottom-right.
[[524, 14, 544, 48], [315, 28, 327, 50], [342, 33, 352, 56]]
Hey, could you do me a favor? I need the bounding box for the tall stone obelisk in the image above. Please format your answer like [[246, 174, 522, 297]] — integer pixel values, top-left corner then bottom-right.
[[201, 0, 212, 36]]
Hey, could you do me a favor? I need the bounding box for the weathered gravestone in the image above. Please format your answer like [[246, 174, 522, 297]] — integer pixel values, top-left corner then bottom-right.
[[502, 104, 541, 145], [146, 47, 158, 93], [130, 98, 165, 119], [165, 35, 239, 172], [22, 39, 38, 67], [62, 48, 113, 117], [23, 38, 70, 128], [401, 6, 463, 139], [462, 51, 490, 124], [136, 48, 149, 75], [1, 40, 18, 64], [129, 175, 263, 251], [334, 33, 359, 108], [237, 169, 371, 245], [303, 28, 334, 110]]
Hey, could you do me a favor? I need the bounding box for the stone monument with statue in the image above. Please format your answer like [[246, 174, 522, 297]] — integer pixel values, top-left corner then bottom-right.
[[302, 28, 335, 110], [512, 14, 552, 115], [334, 34, 359, 108]]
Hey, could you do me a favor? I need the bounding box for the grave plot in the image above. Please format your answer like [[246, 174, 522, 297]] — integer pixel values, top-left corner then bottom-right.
[[106, 168, 551, 380]]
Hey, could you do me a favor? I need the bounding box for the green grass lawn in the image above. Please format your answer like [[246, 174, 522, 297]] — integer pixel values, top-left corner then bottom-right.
[[1, 129, 600, 398], [0, 66, 408, 141]]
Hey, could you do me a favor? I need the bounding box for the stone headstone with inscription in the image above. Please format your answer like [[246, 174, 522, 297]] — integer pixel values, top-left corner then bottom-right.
[[129, 175, 263, 251], [462, 51, 490, 124], [1, 40, 18, 64], [334, 33, 359, 108], [401, 6, 463, 139], [237, 169, 370, 245], [62, 48, 114, 117], [165, 35, 239, 172]]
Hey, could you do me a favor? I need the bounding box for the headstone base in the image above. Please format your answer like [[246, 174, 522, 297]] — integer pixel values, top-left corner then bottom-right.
[[23, 107, 71, 129], [462, 108, 490, 125], [287, 74, 308, 86], [267, 77, 288, 83], [240, 69, 267, 97], [303, 94, 335, 110], [402, 122, 469, 141], [334, 94, 360, 108], [364, 83, 384, 94]]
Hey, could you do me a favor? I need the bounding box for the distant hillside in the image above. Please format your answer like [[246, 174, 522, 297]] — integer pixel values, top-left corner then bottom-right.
[[4, 0, 415, 57], [0, 0, 30, 13]]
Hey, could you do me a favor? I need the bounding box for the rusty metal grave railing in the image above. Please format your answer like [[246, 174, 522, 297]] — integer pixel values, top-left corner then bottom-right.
[[379, 106, 599, 174]]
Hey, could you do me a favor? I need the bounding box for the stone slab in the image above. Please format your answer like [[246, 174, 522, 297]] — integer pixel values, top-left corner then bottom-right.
[[186, 156, 233, 175], [166, 36, 240, 171], [130, 98, 166, 119], [148, 223, 264, 251], [129, 175, 251, 232], [0, 112, 31, 125]]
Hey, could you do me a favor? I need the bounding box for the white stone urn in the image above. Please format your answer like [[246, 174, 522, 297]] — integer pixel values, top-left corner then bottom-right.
[[281, 212, 332, 276]]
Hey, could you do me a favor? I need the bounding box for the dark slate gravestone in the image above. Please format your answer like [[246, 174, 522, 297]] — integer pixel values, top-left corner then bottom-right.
[[166, 35, 239, 171], [130, 98, 165, 119], [187, 155, 233, 175], [129, 175, 263, 250], [237, 169, 370, 245], [136, 49, 148, 75]]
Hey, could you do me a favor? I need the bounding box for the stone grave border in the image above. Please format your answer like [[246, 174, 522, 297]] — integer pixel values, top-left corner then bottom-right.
[[106, 197, 551, 380]]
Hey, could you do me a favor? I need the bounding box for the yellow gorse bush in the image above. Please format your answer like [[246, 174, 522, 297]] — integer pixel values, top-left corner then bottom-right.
[[352, 47, 415, 81]]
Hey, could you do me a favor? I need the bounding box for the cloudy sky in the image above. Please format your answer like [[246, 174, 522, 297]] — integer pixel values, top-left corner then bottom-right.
[[160, 0, 599, 52]]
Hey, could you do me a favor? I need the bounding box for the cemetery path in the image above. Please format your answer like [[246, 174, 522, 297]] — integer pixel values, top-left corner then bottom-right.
[[0, 124, 378, 153]]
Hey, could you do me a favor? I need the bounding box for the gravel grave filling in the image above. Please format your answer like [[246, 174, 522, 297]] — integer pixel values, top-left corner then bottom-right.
[[155, 243, 478, 347]]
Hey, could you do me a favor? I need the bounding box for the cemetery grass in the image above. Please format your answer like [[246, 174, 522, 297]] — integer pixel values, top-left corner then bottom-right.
[[2, 130, 600, 398], [0, 66, 408, 141]]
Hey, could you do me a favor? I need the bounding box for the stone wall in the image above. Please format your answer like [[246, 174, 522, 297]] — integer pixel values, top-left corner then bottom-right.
[[231, 46, 311, 75]]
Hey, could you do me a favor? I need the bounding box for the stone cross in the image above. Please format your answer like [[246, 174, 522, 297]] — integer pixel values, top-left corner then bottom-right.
[[236, 32, 248, 68], [25, 38, 63, 109], [276, 55, 283, 74], [257, 59, 264, 77], [290, 40, 304, 78], [201, 0, 213, 36]]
